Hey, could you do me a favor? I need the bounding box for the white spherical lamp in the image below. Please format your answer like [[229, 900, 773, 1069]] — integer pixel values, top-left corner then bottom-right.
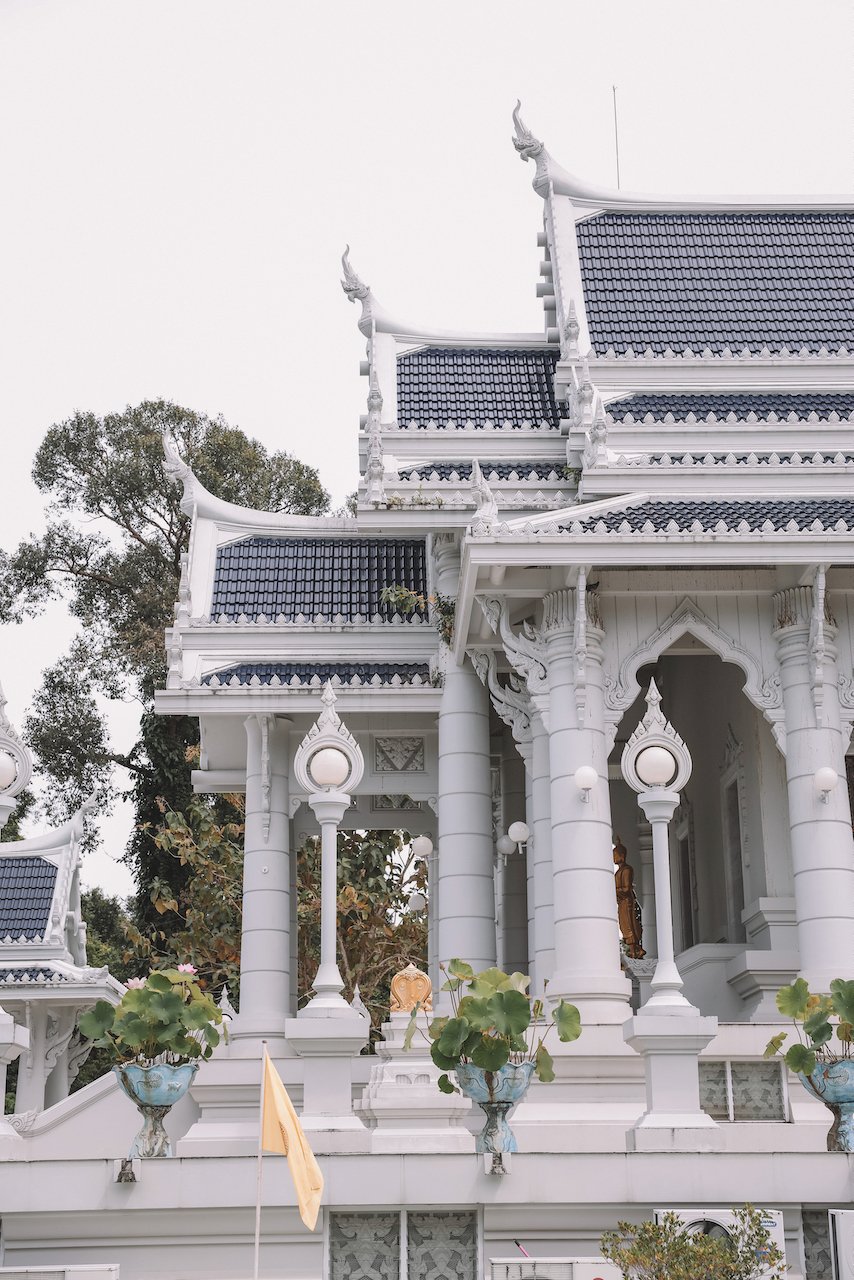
[[496, 833, 516, 858], [411, 834, 434, 859], [573, 765, 598, 801], [508, 821, 530, 845], [814, 766, 839, 803], [635, 744, 677, 788], [406, 890, 427, 915], [308, 746, 350, 789], [0, 752, 16, 791]]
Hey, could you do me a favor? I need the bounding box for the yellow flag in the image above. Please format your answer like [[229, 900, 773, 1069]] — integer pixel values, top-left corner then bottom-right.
[[260, 1049, 324, 1231]]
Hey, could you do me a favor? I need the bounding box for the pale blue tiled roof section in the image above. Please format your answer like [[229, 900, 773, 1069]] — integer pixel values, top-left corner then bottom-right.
[[210, 538, 427, 622], [396, 348, 560, 428], [576, 212, 854, 355], [608, 393, 854, 422], [0, 857, 57, 940]]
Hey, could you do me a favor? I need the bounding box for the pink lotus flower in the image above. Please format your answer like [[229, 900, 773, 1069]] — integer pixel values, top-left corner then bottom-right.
[[177, 964, 197, 975], [126, 977, 146, 989]]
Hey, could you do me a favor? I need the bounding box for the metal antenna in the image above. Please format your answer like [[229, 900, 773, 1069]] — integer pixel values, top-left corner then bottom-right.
[[612, 84, 621, 189]]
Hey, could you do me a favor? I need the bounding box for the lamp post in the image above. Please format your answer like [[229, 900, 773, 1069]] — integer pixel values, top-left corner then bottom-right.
[[621, 680, 693, 1014], [621, 680, 719, 1144], [293, 684, 364, 1017]]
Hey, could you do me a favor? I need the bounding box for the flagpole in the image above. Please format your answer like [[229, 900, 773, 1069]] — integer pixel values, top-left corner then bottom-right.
[[253, 1040, 267, 1280]]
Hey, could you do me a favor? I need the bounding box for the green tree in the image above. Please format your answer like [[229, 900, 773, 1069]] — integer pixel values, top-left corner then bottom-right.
[[132, 806, 427, 1033], [0, 400, 329, 911], [600, 1206, 787, 1280]]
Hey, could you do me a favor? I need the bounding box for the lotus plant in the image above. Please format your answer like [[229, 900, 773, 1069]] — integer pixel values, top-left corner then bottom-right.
[[405, 959, 581, 1094], [764, 977, 854, 1076], [80, 965, 226, 1067]]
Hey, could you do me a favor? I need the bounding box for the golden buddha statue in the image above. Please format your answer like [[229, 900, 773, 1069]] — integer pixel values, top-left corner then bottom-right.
[[613, 836, 645, 959]]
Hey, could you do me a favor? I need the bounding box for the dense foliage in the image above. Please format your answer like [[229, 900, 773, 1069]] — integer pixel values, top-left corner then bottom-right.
[[0, 399, 329, 911], [408, 960, 581, 1095], [79, 967, 224, 1066]]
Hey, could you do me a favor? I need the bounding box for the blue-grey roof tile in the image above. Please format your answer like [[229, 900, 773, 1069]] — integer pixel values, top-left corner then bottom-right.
[[204, 662, 431, 687], [608, 393, 854, 422], [560, 497, 854, 533], [399, 461, 562, 481], [211, 538, 426, 622], [576, 212, 854, 355], [0, 857, 57, 939], [0, 966, 69, 983], [396, 348, 560, 428]]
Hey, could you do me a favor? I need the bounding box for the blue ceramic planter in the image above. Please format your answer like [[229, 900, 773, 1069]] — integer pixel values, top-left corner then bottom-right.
[[800, 1061, 854, 1152], [455, 1061, 535, 1153], [114, 1062, 199, 1158]]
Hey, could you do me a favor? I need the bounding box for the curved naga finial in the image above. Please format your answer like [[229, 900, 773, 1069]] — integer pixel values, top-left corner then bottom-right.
[[340, 245, 371, 303], [511, 100, 552, 195], [162, 436, 200, 515], [470, 459, 499, 531]]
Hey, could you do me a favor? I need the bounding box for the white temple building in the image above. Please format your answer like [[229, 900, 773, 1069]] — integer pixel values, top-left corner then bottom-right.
[[1, 107, 854, 1279]]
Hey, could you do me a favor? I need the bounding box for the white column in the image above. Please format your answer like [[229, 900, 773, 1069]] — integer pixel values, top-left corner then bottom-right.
[[437, 659, 497, 973], [544, 589, 631, 1022], [233, 715, 291, 1044], [639, 792, 692, 1013], [15, 1005, 47, 1113], [502, 741, 529, 975], [531, 714, 554, 993], [774, 587, 854, 991]]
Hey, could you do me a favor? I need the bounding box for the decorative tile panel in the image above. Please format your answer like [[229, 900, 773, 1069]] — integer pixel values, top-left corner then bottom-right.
[[407, 1211, 477, 1280], [329, 1212, 400, 1280], [731, 1061, 786, 1121], [375, 737, 425, 773], [372, 795, 422, 811], [699, 1061, 729, 1121], [802, 1209, 832, 1280]]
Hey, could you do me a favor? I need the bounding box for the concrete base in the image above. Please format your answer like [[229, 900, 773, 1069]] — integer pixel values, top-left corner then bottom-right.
[[358, 1013, 474, 1153], [286, 1013, 369, 1132], [627, 1125, 724, 1152], [624, 1011, 719, 1140]]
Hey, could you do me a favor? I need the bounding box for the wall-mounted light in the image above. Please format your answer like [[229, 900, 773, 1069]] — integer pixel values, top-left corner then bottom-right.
[[814, 766, 839, 805], [406, 891, 427, 916], [411, 834, 434, 860], [496, 833, 516, 862], [573, 765, 598, 803], [508, 821, 530, 848]]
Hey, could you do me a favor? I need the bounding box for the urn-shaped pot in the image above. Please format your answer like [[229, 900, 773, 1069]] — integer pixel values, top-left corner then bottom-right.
[[115, 1061, 199, 1158], [455, 1061, 534, 1153], [801, 1061, 854, 1152]]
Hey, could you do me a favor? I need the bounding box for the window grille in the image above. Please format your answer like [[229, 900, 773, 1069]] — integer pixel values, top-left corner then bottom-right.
[[329, 1211, 478, 1280], [699, 1060, 788, 1122]]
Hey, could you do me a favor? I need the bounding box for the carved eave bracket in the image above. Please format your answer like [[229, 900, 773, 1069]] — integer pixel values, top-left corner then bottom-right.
[[470, 650, 532, 758], [479, 597, 549, 728]]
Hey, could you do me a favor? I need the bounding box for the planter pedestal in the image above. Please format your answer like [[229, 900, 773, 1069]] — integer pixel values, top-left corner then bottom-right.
[[115, 1063, 199, 1158], [802, 1062, 854, 1152], [455, 1061, 534, 1154]]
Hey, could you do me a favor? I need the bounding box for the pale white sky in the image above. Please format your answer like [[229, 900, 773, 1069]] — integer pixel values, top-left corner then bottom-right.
[[1, 0, 852, 896]]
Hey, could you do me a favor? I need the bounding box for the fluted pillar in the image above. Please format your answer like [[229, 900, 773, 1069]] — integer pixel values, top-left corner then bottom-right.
[[531, 714, 554, 993], [544, 589, 632, 1022], [233, 714, 291, 1044], [774, 586, 854, 991]]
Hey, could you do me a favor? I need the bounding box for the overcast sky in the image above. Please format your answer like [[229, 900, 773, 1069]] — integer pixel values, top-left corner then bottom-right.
[[1, 0, 852, 896]]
